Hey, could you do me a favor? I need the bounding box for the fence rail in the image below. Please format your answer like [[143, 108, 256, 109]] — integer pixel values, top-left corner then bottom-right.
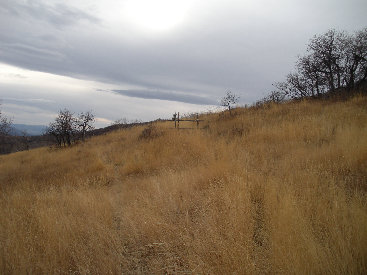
[[172, 112, 204, 129]]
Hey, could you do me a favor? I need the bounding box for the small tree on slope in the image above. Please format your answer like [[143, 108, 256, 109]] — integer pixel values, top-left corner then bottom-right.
[[221, 90, 239, 115]]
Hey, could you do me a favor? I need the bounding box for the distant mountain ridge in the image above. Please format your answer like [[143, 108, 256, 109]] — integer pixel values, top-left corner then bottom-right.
[[11, 124, 47, 136], [1, 122, 148, 155]]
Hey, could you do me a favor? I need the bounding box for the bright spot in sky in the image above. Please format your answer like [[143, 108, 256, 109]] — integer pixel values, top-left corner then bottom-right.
[[124, 0, 192, 31]]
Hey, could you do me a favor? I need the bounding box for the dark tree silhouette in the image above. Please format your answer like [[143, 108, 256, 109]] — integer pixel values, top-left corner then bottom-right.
[[47, 109, 95, 146], [46, 109, 77, 147], [77, 111, 95, 141], [270, 28, 367, 101], [0, 103, 12, 136], [221, 90, 239, 115], [0, 103, 14, 154]]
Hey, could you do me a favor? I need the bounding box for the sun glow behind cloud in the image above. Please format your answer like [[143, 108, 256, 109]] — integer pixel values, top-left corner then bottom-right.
[[123, 0, 193, 32]]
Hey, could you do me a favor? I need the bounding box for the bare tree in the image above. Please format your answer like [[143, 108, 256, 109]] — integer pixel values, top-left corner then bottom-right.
[[344, 28, 367, 88], [271, 28, 367, 100], [111, 117, 129, 126], [296, 54, 328, 96], [46, 109, 77, 147], [0, 103, 13, 136], [77, 111, 95, 141], [47, 109, 96, 146], [46, 121, 63, 147], [221, 90, 239, 115], [20, 130, 30, 151], [267, 90, 287, 103], [306, 29, 343, 91], [0, 103, 14, 154]]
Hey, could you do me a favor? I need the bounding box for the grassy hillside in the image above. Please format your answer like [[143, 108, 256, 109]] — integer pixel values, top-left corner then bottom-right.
[[1, 95, 367, 274]]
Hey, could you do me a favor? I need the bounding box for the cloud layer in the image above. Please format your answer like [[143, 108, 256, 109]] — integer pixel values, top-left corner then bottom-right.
[[0, 0, 366, 126]]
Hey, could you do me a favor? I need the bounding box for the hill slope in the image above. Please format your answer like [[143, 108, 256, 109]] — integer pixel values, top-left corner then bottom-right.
[[1, 95, 367, 274]]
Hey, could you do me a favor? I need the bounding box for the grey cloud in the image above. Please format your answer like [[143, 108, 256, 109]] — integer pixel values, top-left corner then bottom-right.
[[0, 82, 214, 126], [4, 98, 55, 104], [1, 96, 57, 114], [0, 43, 66, 62], [1, 0, 367, 126], [0, 0, 307, 102], [0, 0, 99, 28], [111, 89, 218, 105], [0, 42, 71, 75]]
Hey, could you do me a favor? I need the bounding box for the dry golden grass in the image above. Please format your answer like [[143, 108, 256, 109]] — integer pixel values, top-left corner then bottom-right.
[[1, 95, 367, 274]]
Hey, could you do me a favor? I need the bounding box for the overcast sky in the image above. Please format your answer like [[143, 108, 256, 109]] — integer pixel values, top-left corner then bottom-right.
[[0, 0, 366, 127]]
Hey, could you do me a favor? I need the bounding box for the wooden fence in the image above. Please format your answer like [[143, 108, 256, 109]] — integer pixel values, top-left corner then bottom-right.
[[172, 112, 204, 129]]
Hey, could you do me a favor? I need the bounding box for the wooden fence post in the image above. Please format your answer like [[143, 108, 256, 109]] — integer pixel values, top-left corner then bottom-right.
[[178, 112, 180, 129]]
